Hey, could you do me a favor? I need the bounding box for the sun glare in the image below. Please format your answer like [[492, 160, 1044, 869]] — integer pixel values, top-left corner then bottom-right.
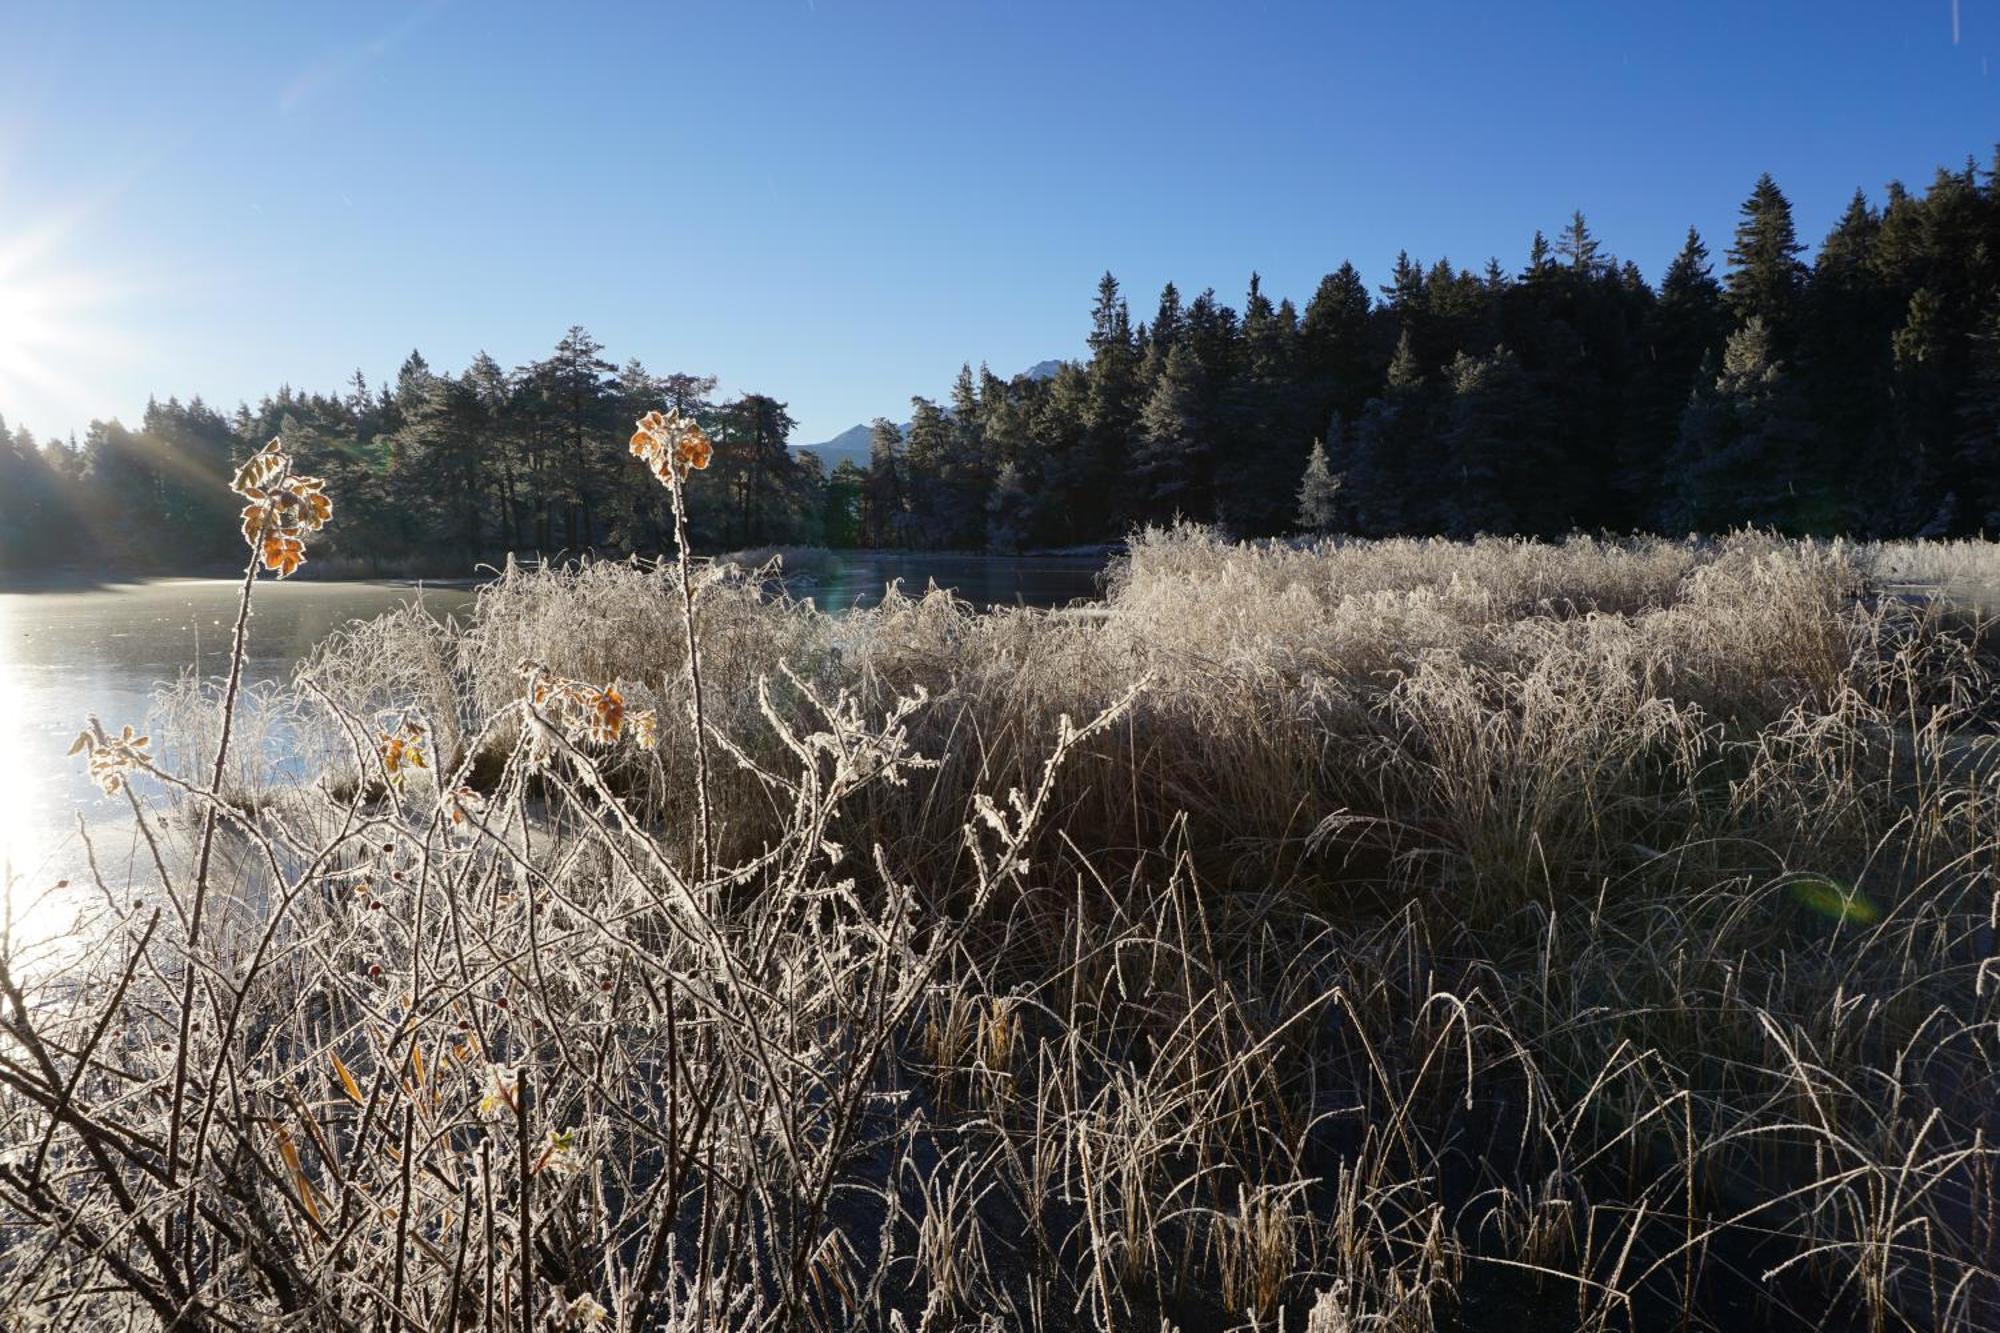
[[0, 220, 128, 429], [0, 279, 51, 388], [0, 595, 79, 974]]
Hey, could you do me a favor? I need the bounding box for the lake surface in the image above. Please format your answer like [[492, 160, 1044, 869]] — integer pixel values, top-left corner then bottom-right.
[[778, 551, 1108, 612], [0, 555, 1107, 934], [0, 580, 480, 930]]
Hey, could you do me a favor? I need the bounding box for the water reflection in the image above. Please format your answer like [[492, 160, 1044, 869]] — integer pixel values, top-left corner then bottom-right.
[[783, 551, 1108, 611]]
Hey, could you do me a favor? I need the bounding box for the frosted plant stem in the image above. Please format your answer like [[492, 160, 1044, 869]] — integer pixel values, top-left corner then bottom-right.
[[165, 512, 263, 1198], [668, 476, 714, 881]]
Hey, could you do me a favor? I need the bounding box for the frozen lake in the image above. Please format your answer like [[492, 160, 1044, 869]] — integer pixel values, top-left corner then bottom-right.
[[0, 554, 1108, 939]]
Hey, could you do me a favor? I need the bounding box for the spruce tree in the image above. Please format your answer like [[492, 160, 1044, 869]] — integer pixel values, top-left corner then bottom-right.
[[986, 462, 1034, 552], [942, 363, 992, 546], [1150, 283, 1185, 354], [1622, 227, 1728, 522], [861, 419, 905, 547], [823, 458, 865, 547], [1954, 304, 2000, 529], [1805, 192, 1894, 528], [1672, 317, 1815, 530], [1217, 274, 1306, 534], [1556, 211, 1605, 278], [1816, 190, 1880, 277], [1889, 287, 1955, 528], [1032, 362, 1094, 546], [1522, 231, 1558, 285], [1440, 346, 1553, 535], [1294, 438, 1343, 535], [1083, 272, 1139, 532], [1300, 262, 1376, 437], [1131, 342, 1210, 523], [902, 397, 955, 547], [1345, 332, 1433, 534], [1724, 173, 1807, 338]]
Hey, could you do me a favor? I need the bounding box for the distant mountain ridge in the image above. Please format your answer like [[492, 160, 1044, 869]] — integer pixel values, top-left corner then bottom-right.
[[794, 360, 1067, 471], [795, 422, 878, 471]]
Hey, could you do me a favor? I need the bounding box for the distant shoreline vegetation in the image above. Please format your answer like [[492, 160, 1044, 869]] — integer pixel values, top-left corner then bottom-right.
[[0, 542, 1126, 591], [6, 149, 2000, 574]]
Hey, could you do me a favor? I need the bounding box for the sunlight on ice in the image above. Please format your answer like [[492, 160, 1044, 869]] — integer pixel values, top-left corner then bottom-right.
[[0, 598, 45, 878], [0, 597, 79, 972]]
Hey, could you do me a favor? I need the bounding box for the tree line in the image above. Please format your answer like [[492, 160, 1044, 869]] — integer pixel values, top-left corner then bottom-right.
[[5, 147, 2000, 574], [0, 329, 839, 573]]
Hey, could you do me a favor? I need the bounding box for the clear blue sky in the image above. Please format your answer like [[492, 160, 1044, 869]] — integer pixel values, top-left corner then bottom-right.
[[0, 1, 1994, 447]]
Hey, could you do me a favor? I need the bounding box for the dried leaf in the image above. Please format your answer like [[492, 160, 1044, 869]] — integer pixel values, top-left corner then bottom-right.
[[330, 1050, 365, 1106]]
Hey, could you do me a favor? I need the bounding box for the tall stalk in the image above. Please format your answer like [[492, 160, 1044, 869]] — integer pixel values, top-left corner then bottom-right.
[[666, 474, 715, 881], [164, 503, 264, 1189]]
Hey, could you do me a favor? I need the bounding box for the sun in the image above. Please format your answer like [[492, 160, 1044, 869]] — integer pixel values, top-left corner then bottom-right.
[[0, 219, 128, 429], [0, 277, 55, 388]]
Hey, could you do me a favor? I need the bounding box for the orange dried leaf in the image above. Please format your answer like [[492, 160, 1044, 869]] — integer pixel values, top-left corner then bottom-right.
[[330, 1050, 365, 1106], [274, 1124, 322, 1225]]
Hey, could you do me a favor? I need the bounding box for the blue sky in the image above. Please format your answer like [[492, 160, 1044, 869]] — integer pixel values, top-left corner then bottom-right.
[[0, 1, 1994, 446]]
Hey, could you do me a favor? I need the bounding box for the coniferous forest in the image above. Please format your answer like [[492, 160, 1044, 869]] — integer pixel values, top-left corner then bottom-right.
[[7, 153, 2000, 573]]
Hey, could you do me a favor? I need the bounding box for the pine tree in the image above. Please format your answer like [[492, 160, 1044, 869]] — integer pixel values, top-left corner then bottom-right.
[[1556, 211, 1605, 278], [394, 371, 491, 554], [1804, 192, 1894, 528], [1383, 251, 1426, 312], [1150, 283, 1185, 355], [1658, 229, 1727, 349], [1031, 362, 1094, 546], [1871, 180, 1926, 290], [523, 328, 616, 550], [1889, 287, 1956, 528], [1131, 342, 1210, 522], [822, 458, 865, 547], [710, 393, 798, 547], [1522, 230, 1558, 285], [1294, 438, 1343, 535], [986, 462, 1034, 552], [140, 397, 240, 562], [940, 363, 992, 546], [1440, 346, 1554, 535], [1216, 273, 1306, 534], [861, 419, 905, 547], [1083, 273, 1139, 531], [1672, 317, 1815, 530], [1816, 190, 1880, 278], [1344, 332, 1433, 534], [901, 397, 954, 547], [1300, 262, 1376, 439], [1724, 173, 1807, 337], [0, 416, 73, 569], [1622, 227, 1728, 520], [1954, 304, 2000, 529]]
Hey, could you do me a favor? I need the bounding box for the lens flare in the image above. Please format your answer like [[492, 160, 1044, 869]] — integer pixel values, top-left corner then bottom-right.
[[0, 213, 130, 436]]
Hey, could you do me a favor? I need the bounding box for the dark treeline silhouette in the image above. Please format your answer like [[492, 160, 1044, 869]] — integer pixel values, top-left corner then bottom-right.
[[0, 328, 842, 573], [6, 151, 2000, 573]]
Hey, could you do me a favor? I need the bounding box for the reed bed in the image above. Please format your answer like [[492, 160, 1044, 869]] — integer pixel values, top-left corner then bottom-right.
[[1, 470, 1995, 1330]]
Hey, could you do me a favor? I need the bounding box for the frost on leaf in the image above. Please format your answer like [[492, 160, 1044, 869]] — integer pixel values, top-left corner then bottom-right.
[[630, 408, 713, 486], [230, 437, 332, 578]]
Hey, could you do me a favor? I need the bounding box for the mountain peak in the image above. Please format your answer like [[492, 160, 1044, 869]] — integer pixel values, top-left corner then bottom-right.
[[795, 359, 1067, 466]]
